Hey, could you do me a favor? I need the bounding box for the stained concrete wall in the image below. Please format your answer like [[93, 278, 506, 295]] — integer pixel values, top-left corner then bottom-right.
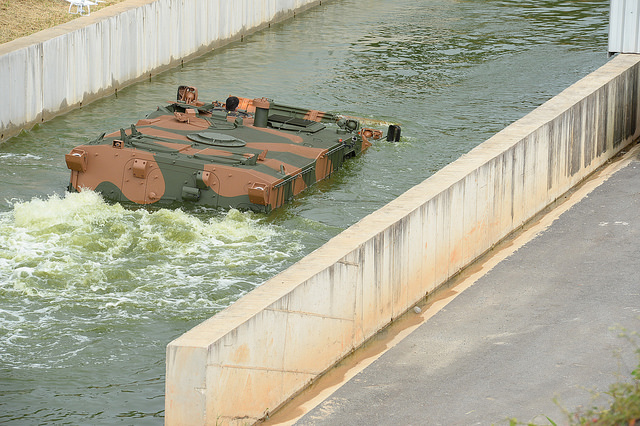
[[0, 0, 321, 142], [165, 53, 640, 425]]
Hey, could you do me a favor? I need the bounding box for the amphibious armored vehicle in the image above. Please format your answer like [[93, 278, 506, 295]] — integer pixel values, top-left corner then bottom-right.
[[66, 86, 401, 212]]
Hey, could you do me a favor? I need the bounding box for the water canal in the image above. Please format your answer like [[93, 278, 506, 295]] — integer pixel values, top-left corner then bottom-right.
[[0, 0, 610, 422]]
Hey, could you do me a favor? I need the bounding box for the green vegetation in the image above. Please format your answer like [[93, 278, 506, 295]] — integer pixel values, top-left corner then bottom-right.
[[511, 327, 640, 426], [0, 0, 126, 45]]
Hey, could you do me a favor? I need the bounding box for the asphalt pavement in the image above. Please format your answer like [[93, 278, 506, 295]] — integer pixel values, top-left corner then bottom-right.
[[287, 146, 640, 425]]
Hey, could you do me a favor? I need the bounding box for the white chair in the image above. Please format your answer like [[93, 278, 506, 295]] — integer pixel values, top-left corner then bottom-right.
[[66, 0, 98, 16]]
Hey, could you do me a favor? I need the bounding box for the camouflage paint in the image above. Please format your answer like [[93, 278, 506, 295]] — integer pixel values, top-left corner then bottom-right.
[[66, 87, 386, 213]]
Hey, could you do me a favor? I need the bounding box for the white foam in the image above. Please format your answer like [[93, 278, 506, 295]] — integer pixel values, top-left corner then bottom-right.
[[0, 190, 303, 367]]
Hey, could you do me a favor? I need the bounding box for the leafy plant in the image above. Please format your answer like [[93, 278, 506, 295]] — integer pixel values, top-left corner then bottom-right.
[[510, 326, 640, 426], [569, 327, 640, 426]]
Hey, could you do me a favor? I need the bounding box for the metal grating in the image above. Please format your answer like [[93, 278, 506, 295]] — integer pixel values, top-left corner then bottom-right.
[[609, 0, 640, 54]]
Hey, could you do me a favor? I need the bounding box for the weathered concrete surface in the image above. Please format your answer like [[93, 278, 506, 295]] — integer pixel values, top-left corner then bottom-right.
[[0, 0, 321, 142], [292, 143, 640, 425], [166, 54, 640, 425]]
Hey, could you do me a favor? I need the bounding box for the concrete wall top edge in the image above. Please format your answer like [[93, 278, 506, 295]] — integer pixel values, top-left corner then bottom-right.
[[439, 54, 640, 158], [169, 246, 359, 348], [165, 21, 640, 367], [0, 0, 157, 56], [482, 54, 640, 140], [341, 53, 640, 237], [171, 162, 488, 351], [170, 52, 640, 352]]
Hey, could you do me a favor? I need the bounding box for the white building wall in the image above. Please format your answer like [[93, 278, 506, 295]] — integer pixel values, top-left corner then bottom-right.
[[609, 0, 640, 54]]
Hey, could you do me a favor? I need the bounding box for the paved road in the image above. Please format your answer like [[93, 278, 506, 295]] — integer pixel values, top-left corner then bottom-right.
[[290, 148, 640, 425]]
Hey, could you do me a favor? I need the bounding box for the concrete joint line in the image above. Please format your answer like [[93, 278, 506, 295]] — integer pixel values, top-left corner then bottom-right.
[[266, 307, 354, 322], [212, 364, 320, 376], [337, 260, 359, 267]]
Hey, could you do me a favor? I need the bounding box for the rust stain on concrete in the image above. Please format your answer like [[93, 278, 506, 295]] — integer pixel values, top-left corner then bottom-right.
[[261, 142, 640, 425], [233, 344, 250, 364]]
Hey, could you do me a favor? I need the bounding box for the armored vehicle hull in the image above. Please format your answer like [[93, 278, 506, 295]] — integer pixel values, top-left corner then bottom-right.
[[66, 86, 399, 213]]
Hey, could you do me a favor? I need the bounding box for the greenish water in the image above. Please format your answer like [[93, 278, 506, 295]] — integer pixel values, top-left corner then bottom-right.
[[0, 0, 610, 423]]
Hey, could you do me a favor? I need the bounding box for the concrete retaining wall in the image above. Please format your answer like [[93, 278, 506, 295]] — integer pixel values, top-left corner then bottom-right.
[[165, 53, 640, 425], [0, 0, 321, 142]]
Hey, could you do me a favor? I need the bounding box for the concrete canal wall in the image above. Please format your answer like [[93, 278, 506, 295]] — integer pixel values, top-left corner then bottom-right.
[[166, 53, 640, 425], [0, 0, 321, 142]]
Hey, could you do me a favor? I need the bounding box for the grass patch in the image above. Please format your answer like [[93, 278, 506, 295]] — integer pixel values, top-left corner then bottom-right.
[[0, 0, 127, 45], [511, 326, 640, 426]]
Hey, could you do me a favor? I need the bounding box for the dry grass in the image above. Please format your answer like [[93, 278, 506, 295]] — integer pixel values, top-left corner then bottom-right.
[[0, 0, 128, 45]]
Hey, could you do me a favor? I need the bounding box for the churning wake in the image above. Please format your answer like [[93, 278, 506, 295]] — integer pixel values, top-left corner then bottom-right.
[[0, 190, 302, 369]]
